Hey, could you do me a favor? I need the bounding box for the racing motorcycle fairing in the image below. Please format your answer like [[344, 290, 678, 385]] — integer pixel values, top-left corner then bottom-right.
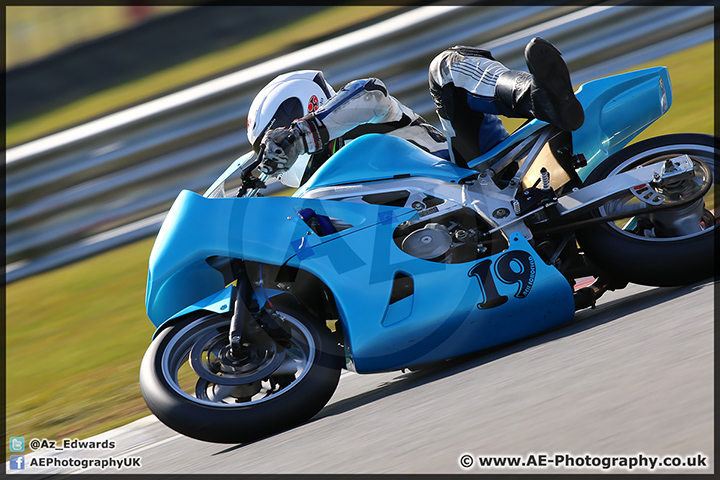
[[294, 133, 479, 197], [147, 186, 576, 372], [145, 189, 418, 327], [571, 66, 672, 180], [294, 228, 575, 373]]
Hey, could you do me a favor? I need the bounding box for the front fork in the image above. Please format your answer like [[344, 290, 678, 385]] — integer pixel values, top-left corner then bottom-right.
[[228, 271, 253, 357], [228, 264, 291, 358]]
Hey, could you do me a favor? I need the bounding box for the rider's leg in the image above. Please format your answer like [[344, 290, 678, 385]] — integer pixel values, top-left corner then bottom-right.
[[429, 46, 510, 165], [429, 38, 584, 164], [427, 79, 509, 166], [495, 37, 584, 132]]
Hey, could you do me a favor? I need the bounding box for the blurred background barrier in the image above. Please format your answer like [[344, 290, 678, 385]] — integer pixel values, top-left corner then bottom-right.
[[6, 4, 333, 126], [4, 2, 715, 283], [6, 5, 186, 69]]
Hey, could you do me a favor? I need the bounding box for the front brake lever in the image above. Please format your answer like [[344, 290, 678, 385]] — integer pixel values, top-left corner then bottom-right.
[[237, 175, 267, 197]]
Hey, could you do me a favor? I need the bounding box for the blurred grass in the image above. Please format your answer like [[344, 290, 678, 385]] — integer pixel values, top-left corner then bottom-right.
[[5, 238, 156, 446], [5, 40, 713, 456], [5, 5, 402, 148], [631, 41, 714, 139]]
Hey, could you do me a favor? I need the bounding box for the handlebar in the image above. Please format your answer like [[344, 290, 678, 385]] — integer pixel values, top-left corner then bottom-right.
[[237, 146, 269, 197]]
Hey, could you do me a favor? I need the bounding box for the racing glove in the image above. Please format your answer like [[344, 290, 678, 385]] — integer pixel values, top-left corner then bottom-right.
[[258, 115, 328, 176]]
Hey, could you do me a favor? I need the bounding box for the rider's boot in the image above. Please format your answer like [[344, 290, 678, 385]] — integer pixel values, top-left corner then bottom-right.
[[495, 37, 584, 132], [573, 275, 629, 310]]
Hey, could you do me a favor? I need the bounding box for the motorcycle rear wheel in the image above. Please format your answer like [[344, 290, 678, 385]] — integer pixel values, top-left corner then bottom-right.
[[576, 133, 716, 286], [140, 305, 342, 443]]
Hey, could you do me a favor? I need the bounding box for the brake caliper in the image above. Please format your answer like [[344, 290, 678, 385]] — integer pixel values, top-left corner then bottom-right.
[[631, 154, 697, 205]]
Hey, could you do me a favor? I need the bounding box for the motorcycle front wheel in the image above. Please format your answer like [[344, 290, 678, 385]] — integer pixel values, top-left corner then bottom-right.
[[139, 305, 342, 443], [576, 133, 716, 286]]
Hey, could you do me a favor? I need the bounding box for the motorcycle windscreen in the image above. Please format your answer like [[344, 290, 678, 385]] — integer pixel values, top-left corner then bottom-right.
[[279, 153, 312, 188]]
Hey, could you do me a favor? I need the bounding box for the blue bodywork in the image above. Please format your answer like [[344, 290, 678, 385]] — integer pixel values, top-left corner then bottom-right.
[[146, 67, 671, 373], [572, 66, 671, 180], [294, 133, 479, 196]]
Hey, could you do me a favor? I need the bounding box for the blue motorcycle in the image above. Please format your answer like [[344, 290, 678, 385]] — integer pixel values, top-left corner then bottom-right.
[[139, 66, 715, 443]]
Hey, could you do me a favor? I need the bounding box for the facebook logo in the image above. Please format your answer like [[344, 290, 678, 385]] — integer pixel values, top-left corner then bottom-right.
[[9, 455, 25, 470]]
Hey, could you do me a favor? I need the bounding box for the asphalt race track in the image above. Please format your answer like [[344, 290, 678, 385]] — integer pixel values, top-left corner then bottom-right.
[[16, 279, 714, 475]]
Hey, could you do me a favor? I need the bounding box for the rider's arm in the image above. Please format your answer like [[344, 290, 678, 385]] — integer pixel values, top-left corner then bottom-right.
[[258, 78, 446, 174], [320, 78, 448, 156], [313, 78, 418, 140]]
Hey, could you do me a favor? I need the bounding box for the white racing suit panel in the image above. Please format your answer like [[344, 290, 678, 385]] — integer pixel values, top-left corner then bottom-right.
[[428, 46, 512, 165], [316, 78, 405, 135], [429, 47, 510, 100], [315, 78, 447, 156], [385, 124, 449, 157]]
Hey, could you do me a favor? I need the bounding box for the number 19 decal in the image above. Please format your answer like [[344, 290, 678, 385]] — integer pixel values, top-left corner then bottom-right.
[[468, 250, 536, 309]]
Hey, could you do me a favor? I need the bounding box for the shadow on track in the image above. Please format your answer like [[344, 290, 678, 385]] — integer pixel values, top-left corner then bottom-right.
[[315, 280, 710, 420]]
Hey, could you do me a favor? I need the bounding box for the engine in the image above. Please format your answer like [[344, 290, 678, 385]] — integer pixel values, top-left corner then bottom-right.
[[393, 202, 507, 264], [301, 185, 508, 264]]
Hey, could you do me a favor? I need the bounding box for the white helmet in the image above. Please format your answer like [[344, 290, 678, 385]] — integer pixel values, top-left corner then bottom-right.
[[246, 70, 335, 153]]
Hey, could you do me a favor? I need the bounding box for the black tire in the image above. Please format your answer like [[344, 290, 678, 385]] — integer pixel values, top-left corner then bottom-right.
[[139, 305, 342, 443], [576, 133, 716, 286]]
